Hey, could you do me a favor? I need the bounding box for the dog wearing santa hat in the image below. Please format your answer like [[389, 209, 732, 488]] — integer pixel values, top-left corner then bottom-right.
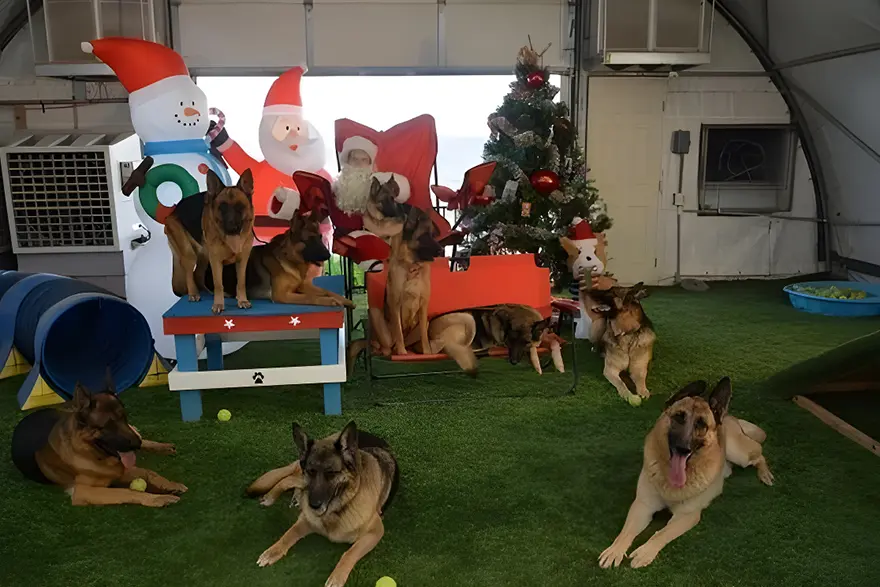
[[559, 217, 617, 344]]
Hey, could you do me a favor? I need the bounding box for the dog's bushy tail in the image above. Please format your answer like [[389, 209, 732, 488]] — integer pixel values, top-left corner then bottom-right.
[[346, 339, 369, 378], [443, 341, 479, 378]]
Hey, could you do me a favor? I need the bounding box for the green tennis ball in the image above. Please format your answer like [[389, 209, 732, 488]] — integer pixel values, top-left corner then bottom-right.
[[217, 409, 232, 422], [129, 478, 147, 492], [376, 577, 397, 587], [627, 395, 642, 407]]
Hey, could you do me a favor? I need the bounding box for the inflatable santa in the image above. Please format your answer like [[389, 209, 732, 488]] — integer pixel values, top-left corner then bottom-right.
[[210, 65, 332, 244], [82, 37, 243, 360], [327, 135, 411, 272], [559, 217, 616, 342]]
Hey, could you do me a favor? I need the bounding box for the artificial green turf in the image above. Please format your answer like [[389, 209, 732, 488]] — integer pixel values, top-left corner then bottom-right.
[[2, 280, 880, 587]]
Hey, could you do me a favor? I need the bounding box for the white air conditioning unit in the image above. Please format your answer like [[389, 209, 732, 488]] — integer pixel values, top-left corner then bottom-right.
[[0, 131, 144, 295], [583, 0, 717, 72], [27, 0, 168, 77]]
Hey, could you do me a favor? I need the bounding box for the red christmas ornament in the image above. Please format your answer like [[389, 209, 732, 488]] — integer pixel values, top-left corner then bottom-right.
[[530, 169, 560, 194], [526, 71, 546, 89]]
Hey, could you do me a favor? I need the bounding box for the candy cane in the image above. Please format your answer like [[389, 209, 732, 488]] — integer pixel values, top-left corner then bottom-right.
[[207, 107, 226, 140]]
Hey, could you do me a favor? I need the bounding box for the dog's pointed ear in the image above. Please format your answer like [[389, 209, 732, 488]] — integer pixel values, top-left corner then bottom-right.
[[631, 282, 649, 301], [236, 169, 254, 201], [336, 421, 359, 470], [369, 176, 382, 199], [205, 170, 224, 202], [289, 211, 304, 232], [72, 382, 92, 415], [386, 175, 400, 199], [531, 318, 549, 341], [103, 366, 116, 394], [292, 422, 312, 464], [665, 380, 707, 407], [708, 377, 733, 424], [559, 236, 579, 259]]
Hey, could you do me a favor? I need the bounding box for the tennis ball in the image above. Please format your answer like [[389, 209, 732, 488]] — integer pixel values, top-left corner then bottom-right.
[[129, 478, 147, 492], [217, 409, 232, 422], [376, 577, 397, 587], [627, 395, 642, 407]]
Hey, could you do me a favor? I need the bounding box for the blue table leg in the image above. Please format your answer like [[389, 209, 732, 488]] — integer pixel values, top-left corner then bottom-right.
[[175, 334, 203, 422], [206, 334, 223, 370], [319, 328, 342, 415]]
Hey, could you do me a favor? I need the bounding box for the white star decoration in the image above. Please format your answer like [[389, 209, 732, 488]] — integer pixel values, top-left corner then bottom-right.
[[289, 316, 301, 326], [224, 319, 235, 330]]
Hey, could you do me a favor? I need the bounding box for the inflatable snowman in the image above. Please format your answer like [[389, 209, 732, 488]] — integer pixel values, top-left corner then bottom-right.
[[83, 37, 245, 360], [559, 217, 615, 343]]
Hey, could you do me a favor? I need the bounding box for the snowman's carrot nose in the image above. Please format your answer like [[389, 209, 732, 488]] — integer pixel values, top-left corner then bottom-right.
[[184, 107, 201, 117]]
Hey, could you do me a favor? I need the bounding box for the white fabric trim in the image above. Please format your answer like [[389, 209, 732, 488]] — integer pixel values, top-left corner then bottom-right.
[[340, 136, 378, 164], [371, 172, 411, 203], [262, 104, 304, 117]]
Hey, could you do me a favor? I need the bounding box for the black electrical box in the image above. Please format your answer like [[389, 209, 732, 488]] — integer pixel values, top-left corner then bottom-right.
[[671, 130, 691, 154]]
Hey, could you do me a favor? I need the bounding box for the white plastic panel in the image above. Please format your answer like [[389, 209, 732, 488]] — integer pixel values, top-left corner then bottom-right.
[[444, 0, 564, 68], [178, 3, 307, 68], [311, 2, 438, 68]]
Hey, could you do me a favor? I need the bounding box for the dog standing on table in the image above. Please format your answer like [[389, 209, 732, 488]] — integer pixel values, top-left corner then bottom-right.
[[599, 377, 774, 569], [363, 175, 443, 356], [164, 169, 255, 314], [207, 204, 354, 308], [247, 421, 399, 587], [10, 376, 185, 507], [590, 283, 656, 407]]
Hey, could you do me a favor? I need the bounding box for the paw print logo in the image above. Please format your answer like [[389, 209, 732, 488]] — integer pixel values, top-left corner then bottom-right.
[[253, 372, 264, 384]]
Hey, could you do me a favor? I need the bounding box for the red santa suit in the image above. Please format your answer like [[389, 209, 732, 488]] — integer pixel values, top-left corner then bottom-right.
[[216, 65, 332, 242]]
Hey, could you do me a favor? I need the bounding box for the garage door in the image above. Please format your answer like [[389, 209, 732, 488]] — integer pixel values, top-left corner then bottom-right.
[[177, 0, 570, 71]]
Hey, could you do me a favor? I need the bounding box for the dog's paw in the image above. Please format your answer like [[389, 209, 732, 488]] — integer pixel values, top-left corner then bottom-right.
[[629, 543, 659, 568], [758, 466, 775, 486], [188, 294, 201, 302], [155, 442, 177, 455], [257, 544, 288, 568], [259, 495, 277, 507], [147, 494, 180, 508], [166, 482, 188, 495], [212, 302, 225, 314], [598, 543, 628, 569], [637, 389, 651, 400], [325, 568, 351, 587], [237, 299, 252, 309]]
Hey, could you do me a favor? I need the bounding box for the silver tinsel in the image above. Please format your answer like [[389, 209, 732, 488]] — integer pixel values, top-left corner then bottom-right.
[[547, 144, 560, 172], [513, 131, 545, 148], [485, 154, 528, 184]]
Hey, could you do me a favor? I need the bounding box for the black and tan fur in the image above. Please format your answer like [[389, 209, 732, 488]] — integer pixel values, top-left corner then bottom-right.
[[590, 283, 656, 406], [207, 209, 354, 308], [10, 375, 185, 507], [165, 169, 255, 314], [247, 421, 398, 587], [599, 378, 774, 569], [363, 176, 443, 356]]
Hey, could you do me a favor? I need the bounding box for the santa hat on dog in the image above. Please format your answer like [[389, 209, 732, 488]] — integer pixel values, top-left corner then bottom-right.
[[568, 217, 596, 241], [263, 65, 307, 117]]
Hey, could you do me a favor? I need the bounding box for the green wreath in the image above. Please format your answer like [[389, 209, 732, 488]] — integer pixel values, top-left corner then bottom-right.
[[138, 164, 201, 223]]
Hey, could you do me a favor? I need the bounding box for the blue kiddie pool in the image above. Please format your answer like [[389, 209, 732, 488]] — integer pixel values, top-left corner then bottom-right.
[[784, 281, 880, 317]]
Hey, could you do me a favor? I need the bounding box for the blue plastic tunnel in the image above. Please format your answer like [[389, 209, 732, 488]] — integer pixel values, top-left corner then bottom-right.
[[0, 271, 154, 406]]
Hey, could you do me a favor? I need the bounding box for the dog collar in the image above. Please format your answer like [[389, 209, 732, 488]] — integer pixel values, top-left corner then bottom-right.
[[142, 139, 230, 183]]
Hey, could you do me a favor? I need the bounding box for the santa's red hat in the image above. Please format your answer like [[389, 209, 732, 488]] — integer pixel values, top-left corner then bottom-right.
[[82, 38, 189, 94], [568, 217, 596, 241], [263, 65, 307, 117], [340, 136, 379, 165]]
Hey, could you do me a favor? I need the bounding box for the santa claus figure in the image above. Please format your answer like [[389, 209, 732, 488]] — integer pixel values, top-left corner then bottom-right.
[[327, 135, 411, 272], [210, 65, 332, 244], [559, 217, 616, 342]]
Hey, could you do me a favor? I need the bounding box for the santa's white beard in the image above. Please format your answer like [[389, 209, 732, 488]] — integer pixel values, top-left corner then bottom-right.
[[259, 118, 326, 175], [333, 165, 373, 215]]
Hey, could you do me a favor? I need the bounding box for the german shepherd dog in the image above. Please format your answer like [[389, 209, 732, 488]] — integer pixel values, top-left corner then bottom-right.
[[599, 378, 774, 569], [207, 208, 354, 308], [363, 176, 444, 356], [247, 421, 399, 587], [11, 376, 185, 507], [164, 169, 255, 314], [590, 283, 656, 406]]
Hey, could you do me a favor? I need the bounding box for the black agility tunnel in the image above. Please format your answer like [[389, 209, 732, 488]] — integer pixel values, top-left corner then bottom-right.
[[0, 271, 154, 407]]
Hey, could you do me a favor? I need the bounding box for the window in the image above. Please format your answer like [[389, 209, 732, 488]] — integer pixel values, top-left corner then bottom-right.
[[698, 124, 797, 214], [197, 74, 561, 224]]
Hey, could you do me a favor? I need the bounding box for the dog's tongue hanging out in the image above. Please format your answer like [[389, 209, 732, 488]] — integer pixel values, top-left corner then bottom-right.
[[669, 453, 688, 488], [119, 452, 136, 469]]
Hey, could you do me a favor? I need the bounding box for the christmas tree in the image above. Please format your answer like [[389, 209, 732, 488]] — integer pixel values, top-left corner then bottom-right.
[[463, 41, 612, 284]]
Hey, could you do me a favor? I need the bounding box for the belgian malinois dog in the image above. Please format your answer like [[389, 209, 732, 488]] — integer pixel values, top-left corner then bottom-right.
[[590, 283, 656, 407], [599, 378, 774, 569], [363, 176, 443, 356], [11, 375, 185, 507], [247, 421, 399, 587], [165, 169, 255, 314], [207, 206, 354, 308]]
